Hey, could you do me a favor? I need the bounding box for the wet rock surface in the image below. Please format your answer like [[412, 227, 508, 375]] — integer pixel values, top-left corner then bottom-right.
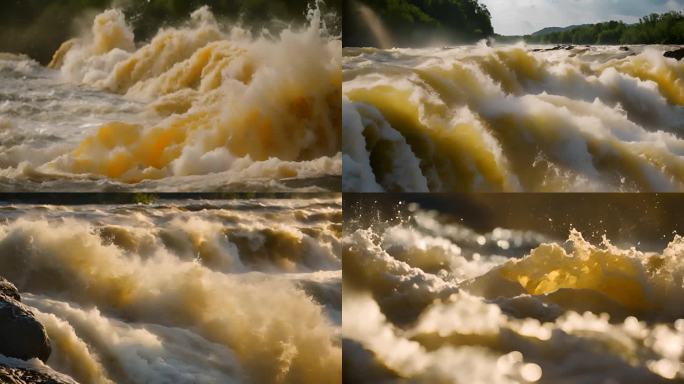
[[0, 278, 51, 362], [0, 278, 20, 302], [0, 277, 79, 384], [664, 47, 684, 60], [0, 364, 77, 384]]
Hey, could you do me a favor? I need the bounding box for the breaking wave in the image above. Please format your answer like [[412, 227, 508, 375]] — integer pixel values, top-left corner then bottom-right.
[[343, 44, 684, 192], [343, 207, 684, 383], [0, 4, 340, 191], [0, 198, 342, 383]]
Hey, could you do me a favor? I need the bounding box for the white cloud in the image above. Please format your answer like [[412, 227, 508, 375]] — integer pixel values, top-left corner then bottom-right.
[[480, 0, 684, 35]]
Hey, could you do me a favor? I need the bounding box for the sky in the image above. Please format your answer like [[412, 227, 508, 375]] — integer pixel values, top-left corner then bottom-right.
[[479, 0, 684, 35]]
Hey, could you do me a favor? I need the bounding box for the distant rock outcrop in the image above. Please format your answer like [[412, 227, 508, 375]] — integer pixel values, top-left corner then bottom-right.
[[664, 47, 684, 60], [531, 45, 575, 52]]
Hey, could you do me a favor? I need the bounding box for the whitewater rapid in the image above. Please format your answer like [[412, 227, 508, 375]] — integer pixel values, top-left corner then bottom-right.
[[0, 6, 341, 191], [343, 44, 684, 192], [343, 206, 684, 383], [0, 197, 342, 384]]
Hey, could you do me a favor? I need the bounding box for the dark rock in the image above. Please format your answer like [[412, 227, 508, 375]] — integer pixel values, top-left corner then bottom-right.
[[0, 278, 20, 302], [0, 363, 78, 384], [619, 46, 630, 51], [342, 339, 401, 383], [0, 278, 77, 383], [531, 45, 576, 53], [664, 47, 684, 61], [0, 284, 51, 362]]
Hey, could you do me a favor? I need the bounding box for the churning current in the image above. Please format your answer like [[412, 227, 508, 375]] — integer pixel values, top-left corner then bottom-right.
[[344, 205, 684, 383], [0, 6, 341, 192], [343, 44, 684, 192], [0, 197, 342, 383]]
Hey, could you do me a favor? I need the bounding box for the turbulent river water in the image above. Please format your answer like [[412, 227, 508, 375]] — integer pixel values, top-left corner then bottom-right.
[[343, 44, 684, 192], [0, 197, 342, 383], [0, 6, 341, 192], [343, 204, 684, 383]]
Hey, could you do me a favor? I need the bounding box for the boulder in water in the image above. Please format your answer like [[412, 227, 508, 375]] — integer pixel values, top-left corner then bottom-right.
[[664, 48, 684, 60], [0, 278, 51, 362], [531, 45, 575, 53]]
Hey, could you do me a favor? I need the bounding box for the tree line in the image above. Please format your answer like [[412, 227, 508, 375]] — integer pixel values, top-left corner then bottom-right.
[[0, 0, 340, 64], [343, 0, 493, 47], [525, 11, 684, 45]]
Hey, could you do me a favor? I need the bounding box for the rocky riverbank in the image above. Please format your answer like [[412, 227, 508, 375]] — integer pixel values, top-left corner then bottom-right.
[[0, 277, 78, 384]]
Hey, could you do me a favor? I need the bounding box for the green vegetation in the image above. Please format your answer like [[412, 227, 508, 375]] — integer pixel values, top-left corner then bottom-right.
[[343, 0, 493, 47], [132, 193, 159, 205], [0, 0, 340, 64], [524, 11, 684, 45]]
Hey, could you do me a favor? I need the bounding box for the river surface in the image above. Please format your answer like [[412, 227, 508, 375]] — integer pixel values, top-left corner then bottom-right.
[[0, 197, 342, 383], [343, 44, 684, 192], [0, 7, 341, 192], [343, 201, 684, 383]]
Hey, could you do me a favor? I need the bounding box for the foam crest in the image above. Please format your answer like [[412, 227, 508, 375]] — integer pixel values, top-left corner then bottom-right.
[[48, 6, 341, 182], [471, 229, 684, 320], [344, 45, 684, 192], [0, 5, 341, 190], [29, 300, 244, 384], [0, 200, 342, 383], [343, 210, 684, 382]]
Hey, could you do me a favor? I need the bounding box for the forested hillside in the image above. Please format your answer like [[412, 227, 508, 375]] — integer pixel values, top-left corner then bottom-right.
[[343, 0, 493, 47], [0, 0, 340, 64], [525, 11, 684, 44]]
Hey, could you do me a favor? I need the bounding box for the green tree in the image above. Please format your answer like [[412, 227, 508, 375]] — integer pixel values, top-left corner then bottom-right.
[[0, 0, 340, 63], [343, 0, 493, 47], [524, 11, 684, 45]]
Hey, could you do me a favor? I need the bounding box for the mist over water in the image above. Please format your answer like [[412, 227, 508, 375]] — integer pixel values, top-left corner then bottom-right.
[[0, 198, 342, 383], [343, 203, 684, 383], [353, 2, 393, 50], [0, 5, 341, 192], [343, 44, 684, 192]]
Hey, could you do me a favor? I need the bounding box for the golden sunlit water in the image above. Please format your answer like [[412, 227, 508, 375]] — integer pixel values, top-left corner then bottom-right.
[[343, 44, 684, 192]]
